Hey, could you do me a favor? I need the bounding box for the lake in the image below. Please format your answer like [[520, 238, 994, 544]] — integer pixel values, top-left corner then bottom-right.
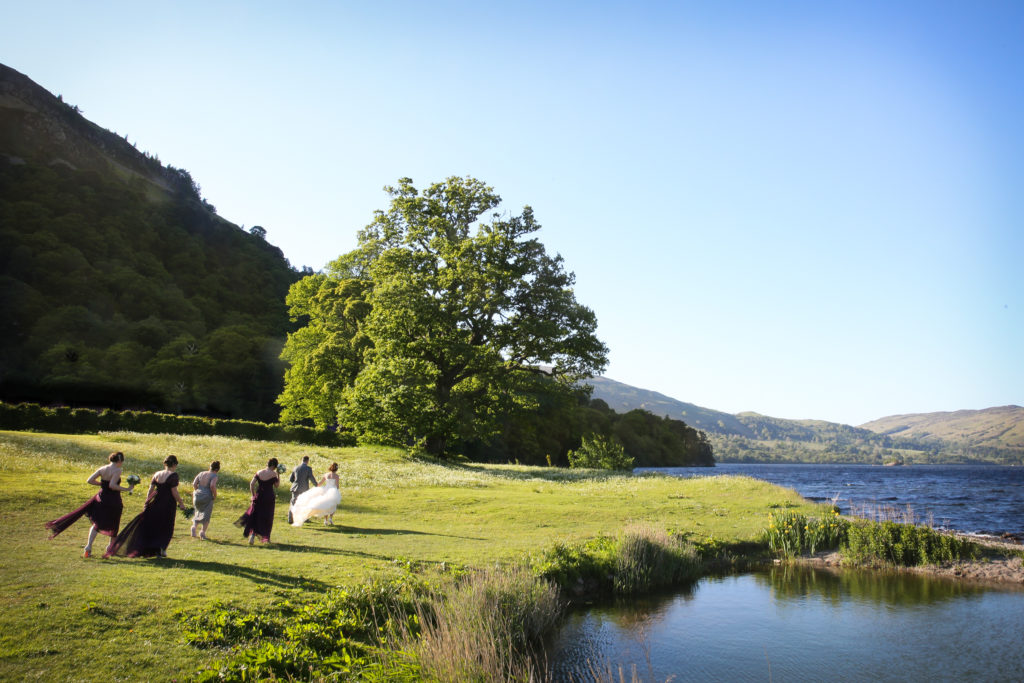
[[547, 565, 1024, 681], [639, 463, 1024, 538]]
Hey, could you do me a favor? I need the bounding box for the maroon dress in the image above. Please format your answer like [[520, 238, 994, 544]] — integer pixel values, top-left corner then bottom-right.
[[46, 478, 124, 538], [105, 472, 179, 558], [235, 474, 279, 542]]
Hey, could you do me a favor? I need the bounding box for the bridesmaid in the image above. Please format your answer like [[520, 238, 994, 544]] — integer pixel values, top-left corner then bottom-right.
[[235, 458, 279, 545], [190, 461, 220, 540], [105, 455, 188, 558], [46, 451, 136, 557]]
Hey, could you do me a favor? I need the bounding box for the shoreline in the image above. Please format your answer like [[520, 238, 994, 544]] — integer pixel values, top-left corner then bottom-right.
[[798, 533, 1024, 588]]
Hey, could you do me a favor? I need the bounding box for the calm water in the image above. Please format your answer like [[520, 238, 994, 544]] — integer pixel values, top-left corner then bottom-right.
[[641, 463, 1024, 538], [548, 566, 1024, 682]]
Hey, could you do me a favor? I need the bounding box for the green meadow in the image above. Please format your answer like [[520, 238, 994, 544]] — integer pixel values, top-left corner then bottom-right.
[[0, 430, 816, 681]]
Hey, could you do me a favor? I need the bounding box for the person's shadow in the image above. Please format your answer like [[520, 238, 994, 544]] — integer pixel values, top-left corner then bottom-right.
[[134, 557, 333, 590], [307, 524, 485, 541]]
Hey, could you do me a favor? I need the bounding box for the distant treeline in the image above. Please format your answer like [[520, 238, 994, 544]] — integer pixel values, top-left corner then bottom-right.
[[464, 390, 715, 468], [711, 433, 1023, 466], [0, 159, 298, 421], [0, 401, 349, 447]]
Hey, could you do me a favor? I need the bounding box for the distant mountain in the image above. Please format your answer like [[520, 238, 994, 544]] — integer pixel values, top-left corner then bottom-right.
[[860, 406, 1024, 454], [0, 63, 299, 419], [586, 376, 1023, 465], [586, 376, 755, 436]]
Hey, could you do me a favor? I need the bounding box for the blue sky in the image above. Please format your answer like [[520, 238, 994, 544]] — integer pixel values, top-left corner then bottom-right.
[[5, 1, 1022, 425]]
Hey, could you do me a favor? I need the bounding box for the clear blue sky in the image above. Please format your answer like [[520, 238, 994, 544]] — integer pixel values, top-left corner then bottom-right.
[[5, 0, 1022, 425]]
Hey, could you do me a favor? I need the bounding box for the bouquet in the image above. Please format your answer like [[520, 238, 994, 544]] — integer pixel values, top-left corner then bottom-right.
[[180, 506, 196, 520], [276, 464, 287, 475], [125, 474, 141, 493]]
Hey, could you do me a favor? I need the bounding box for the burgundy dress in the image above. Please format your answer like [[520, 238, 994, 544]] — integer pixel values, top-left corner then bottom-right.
[[46, 478, 124, 538], [105, 472, 179, 558], [235, 474, 279, 542]]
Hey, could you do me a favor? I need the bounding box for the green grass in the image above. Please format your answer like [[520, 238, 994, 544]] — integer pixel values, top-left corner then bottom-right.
[[0, 429, 819, 681]]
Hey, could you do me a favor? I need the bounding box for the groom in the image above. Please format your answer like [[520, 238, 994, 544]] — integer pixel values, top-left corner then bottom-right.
[[288, 456, 319, 524]]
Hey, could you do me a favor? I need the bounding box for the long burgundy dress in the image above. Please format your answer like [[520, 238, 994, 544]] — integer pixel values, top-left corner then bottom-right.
[[235, 473, 279, 542], [105, 472, 179, 558], [46, 477, 124, 538]]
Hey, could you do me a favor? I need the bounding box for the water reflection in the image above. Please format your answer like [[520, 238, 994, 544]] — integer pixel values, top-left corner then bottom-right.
[[548, 567, 1024, 682], [760, 564, 989, 608]]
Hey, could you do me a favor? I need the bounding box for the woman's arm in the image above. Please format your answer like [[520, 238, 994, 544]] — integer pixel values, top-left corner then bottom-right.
[[108, 472, 133, 492], [86, 468, 104, 487], [172, 486, 185, 508], [210, 476, 218, 500]]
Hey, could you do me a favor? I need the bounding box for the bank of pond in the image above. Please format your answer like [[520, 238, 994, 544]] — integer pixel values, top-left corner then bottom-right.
[[183, 519, 1022, 682]]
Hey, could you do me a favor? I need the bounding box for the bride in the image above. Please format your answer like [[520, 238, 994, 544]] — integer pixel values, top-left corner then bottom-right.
[[290, 462, 341, 526]]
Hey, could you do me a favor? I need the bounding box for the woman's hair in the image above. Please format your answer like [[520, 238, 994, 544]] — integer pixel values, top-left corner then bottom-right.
[[108, 451, 124, 463], [267, 457, 279, 469], [210, 461, 220, 472], [329, 462, 339, 472], [164, 455, 178, 467]]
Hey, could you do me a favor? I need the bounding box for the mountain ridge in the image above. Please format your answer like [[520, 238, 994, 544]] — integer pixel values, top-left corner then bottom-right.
[[585, 375, 1023, 464]]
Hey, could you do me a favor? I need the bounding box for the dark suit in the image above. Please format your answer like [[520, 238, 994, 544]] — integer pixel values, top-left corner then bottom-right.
[[288, 462, 318, 523]]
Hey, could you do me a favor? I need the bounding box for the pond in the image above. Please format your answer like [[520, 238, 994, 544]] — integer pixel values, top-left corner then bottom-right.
[[547, 566, 1024, 681]]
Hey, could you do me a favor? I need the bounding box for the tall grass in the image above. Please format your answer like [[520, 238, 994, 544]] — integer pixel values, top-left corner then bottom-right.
[[614, 524, 702, 595], [390, 566, 561, 682], [762, 509, 848, 558]]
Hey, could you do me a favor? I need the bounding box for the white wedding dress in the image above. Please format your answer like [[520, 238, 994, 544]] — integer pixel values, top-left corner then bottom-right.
[[290, 475, 341, 526]]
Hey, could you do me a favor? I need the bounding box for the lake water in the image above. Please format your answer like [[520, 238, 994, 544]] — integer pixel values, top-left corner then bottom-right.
[[547, 566, 1024, 681], [640, 463, 1024, 538]]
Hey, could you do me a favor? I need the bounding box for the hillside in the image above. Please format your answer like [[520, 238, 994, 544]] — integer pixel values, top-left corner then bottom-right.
[[586, 375, 755, 437], [0, 63, 299, 420], [586, 376, 1024, 465], [860, 405, 1024, 455]]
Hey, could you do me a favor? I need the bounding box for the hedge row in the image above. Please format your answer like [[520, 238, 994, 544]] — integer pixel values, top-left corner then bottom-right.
[[0, 402, 353, 447]]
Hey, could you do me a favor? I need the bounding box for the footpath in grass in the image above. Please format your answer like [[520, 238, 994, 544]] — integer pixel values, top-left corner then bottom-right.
[[0, 430, 817, 682]]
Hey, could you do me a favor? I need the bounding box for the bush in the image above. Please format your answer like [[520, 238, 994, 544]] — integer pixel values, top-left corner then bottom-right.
[[613, 524, 702, 595], [842, 520, 981, 567], [532, 526, 701, 596], [567, 434, 634, 470], [0, 401, 353, 447]]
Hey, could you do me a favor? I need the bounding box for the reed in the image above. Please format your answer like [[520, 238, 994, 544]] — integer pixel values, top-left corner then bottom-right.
[[392, 565, 561, 682], [762, 509, 848, 558], [614, 524, 701, 595]]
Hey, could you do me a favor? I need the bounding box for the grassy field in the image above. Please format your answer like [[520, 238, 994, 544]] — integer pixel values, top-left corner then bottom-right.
[[0, 430, 818, 682]]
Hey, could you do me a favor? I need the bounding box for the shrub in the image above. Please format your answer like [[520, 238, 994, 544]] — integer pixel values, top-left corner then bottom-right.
[[0, 401, 352, 447], [613, 524, 701, 594], [567, 434, 634, 470], [842, 520, 981, 567]]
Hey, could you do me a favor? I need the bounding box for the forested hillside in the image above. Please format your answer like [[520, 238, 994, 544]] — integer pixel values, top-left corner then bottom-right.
[[0, 63, 298, 420], [588, 376, 1024, 465]]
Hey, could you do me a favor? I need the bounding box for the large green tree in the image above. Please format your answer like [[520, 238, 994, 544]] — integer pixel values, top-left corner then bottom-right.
[[279, 176, 608, 457]]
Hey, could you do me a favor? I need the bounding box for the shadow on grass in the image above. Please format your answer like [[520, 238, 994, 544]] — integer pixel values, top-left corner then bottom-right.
[[138, 557, 333, 590], [195, 538, 444, 565], [315, 523, 485, 540]]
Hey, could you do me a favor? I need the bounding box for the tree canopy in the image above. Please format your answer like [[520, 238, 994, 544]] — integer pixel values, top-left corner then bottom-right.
[[0, 160, 298, 419], [279, 176, 609, 457]]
